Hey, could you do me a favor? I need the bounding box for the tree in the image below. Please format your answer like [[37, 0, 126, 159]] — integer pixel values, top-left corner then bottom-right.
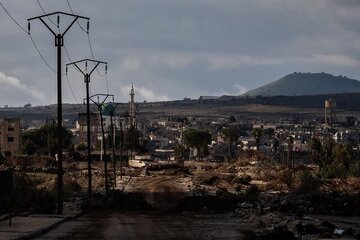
[[183, 129, 211, 158], [76, 142, 87, 151], [21, 124, 73, 156], [322, 137, 335, 167], [174, 144, 187, 166], [273, 137, 280, 154], [309, 137, 354, 179], [124, 125, 142, 152], [332, 143, 352, 170], [263, 128, 275, 138], [309, 137, 323, 167], [222, 127, 239, 161], [252, 128, 263, 150], [23, 103, 31, 108], [228, 116, 236, 123], [286, 136, 294, 168]]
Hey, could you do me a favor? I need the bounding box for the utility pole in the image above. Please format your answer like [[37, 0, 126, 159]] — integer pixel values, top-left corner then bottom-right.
[[28, 12, 89, 215], [102, 100, 121, 187], [89, 94, 113, 195], [119, 121, 123, 179], [66, 59, 107, 199]]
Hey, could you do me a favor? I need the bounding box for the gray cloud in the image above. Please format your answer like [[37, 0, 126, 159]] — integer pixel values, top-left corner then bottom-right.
[[0, 0, 359, 106]]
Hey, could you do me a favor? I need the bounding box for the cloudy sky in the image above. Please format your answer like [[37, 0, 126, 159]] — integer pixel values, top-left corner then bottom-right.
[[0, 0, 360, 106]]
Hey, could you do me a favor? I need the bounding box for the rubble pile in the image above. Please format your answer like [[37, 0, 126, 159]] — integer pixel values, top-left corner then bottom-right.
[[235, 201, 360, 239], [5, 156, 57, 173]]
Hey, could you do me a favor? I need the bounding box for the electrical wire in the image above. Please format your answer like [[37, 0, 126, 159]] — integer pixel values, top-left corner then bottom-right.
[[66, 0, 109, 94], [0, 1, 57, 74], [87, 32, 109, 93], [35, 0, 81, 104], [0, 1, 27, 33], [36, 0, 57, 27], [29, 34, 57, 73], [66, 0, 87, 33], [64, 45, 80, 73], [1, 0, 82, 105], [65, 74, 79, 103]]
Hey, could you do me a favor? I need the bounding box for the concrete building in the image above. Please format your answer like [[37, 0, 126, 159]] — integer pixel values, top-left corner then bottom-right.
[[0, 118, 21, 155], [77, 113, 100, 149]]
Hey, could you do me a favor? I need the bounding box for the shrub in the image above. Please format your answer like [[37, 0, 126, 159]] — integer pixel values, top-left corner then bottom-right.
[[349, 162, 360, 177], [11, 173, 56, 213], [76, 143, 87, 151], [232, 175, 252, 185], [279, 169, 294, 190], [320, 161, 347, 179], [298, 170, 320, 193]]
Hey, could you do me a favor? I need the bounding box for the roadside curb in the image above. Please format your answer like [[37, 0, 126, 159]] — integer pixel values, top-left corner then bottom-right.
[[10, 216, 69, 240], [8, 196, 109, 240], [10, 211, 83, 240], [5, 194, 111, 240]]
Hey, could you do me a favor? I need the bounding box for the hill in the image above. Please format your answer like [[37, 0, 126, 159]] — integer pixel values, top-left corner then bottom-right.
[[243, 72, 360, 96]]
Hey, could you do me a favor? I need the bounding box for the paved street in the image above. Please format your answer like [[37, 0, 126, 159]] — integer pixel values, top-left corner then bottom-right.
[[36, 211, 246, 240], [0, 215, 66, 240]]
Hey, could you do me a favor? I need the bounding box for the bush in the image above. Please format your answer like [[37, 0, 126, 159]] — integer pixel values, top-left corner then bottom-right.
[[298, 170, 320, 193], [11, 173, 56, 213], [320, 161, 347, 179], [76, 143, 87, 151], [232, 175, 252, 185], [279, 169, 294, 190], [349, 162, 360, 177]]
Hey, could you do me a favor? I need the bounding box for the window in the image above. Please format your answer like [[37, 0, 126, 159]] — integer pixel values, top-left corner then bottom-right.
[[8, 123, 15, 132], [7, 137, 14, 143]]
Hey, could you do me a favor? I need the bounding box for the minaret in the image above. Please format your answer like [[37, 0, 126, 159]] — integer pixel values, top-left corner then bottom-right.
[[129, 84, 136, 126]]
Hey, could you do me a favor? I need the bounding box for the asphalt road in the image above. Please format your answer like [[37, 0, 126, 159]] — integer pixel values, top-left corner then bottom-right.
[[36, 210, 246, 240]]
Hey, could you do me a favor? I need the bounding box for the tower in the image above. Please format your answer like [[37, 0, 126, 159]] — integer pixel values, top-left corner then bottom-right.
[[325, 98, 336, 127], [129, 84, 137, 126]]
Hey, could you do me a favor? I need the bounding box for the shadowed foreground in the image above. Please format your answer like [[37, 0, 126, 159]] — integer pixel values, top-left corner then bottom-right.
[[36, 210, 246, 240]]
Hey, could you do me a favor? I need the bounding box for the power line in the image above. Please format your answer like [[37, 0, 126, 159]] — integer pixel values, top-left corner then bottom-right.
[[35, 0, 80, 105], [36, 0, 57, 27], [64, 45, 80, 72], [29, 34, 57, 73], [0, 1, 27, 33], [66, 0, 109, 93], [65, 74, 79, 103], [66, 0, 87, 33], [87, 32, 109, 93], [64, 45, 81, 103], [0, 1, 58, 74]]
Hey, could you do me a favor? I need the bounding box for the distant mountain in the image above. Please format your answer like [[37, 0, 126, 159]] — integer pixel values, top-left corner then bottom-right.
[[243, 72, 360, 97]]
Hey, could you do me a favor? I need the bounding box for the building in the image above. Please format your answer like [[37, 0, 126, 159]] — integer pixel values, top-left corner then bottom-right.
[[76, 113, 100, 149], [0, 118, 21, 155], [325, 99, 336, 127]]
